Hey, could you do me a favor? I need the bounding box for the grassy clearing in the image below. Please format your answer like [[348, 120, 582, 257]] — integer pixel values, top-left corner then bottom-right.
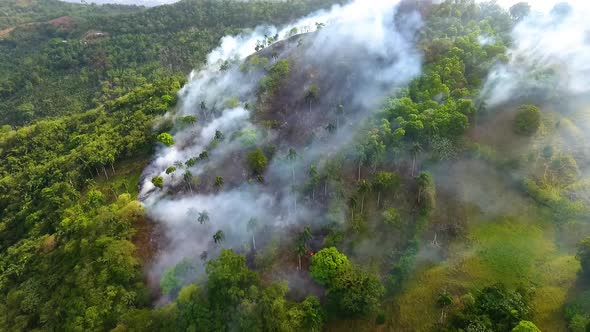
[[389, 214, 579, 331], [94, 154, 150, 200]]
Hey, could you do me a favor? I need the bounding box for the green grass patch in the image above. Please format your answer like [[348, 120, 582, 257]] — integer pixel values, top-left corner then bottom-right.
[[469, 219, 554, 286], [389, 216, 578, 331], [94, 154, 150, 200]]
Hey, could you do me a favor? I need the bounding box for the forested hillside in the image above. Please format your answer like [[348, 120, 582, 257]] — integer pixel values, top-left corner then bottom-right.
[[0, 1, 344, 331], [1, 1, 590, 332], [0, 0, 343, 125]]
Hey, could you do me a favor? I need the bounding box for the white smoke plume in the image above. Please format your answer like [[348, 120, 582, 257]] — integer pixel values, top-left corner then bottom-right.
[[139, 0, 424, 289], [476, 0, 590, 204], [481, 1, 590, 106]]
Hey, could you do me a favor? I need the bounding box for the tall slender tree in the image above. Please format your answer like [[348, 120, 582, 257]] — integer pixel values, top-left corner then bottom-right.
[[286, 148, 298, 182], [215, 176, 224, 189], [305, 84, 320, 113], [198, 211, 209, 224], [213, 230, 225, 244], [308, 165, 320, 201], [358, 180, 372, 214], [296, 226, 313, 271], [411, 142, 423, 177], [373, 171, 400, 208], [247, 218, 259, 251], [183, 171, 194, 192]]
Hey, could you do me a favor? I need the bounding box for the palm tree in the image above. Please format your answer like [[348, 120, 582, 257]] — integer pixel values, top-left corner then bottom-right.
[[296, 226, 312, 271], [247, 218, 259, 251], [200, 250, 208, 263], [296, 241, 307, 271], [198, 211, 209, 224], [302, 226, 312, 245], [305, 84, 319, 113], [356, 146, 367, 181], [336, 104, 344, 130], [286, 148, 297, 182], [348, 196, 357, 221], [199, 150, 209, 160], [185, 158, 197, 168], [292, 184, 298, 216], [200, 101, 208, 119], [183, 171, 194, 192], [325, 123, 336, 134], [213, 230, 225, 244], [416, 172, 436, 211], [411, 142, 423, 177], [214, 130, 224, 141], [308, 165, 319, 201], [214, 176, 224, 189], [186, 207, 197, 220], [373, 171, 398, 208], [358, 180, 372, 214]]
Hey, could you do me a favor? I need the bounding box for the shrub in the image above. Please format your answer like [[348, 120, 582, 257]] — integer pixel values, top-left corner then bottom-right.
[[513, 105, 541, 136]]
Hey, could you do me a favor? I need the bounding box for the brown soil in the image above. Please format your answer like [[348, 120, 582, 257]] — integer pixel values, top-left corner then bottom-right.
[[0, 15, 76, 40], [0, 27, 15, 39], [48, 16, 76, 31], [132, 217, 167, 293]]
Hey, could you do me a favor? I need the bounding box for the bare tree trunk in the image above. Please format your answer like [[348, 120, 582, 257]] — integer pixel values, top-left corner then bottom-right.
[[361, 195, 364, 214], [377, 191, 381, 207], [358, 161, 361, 181], [298, 255, 302, 271], [432, 232, 440, 248], [111, 162, 115, 175], [102, 166, 109, 180], [252, 235, 256, 251]]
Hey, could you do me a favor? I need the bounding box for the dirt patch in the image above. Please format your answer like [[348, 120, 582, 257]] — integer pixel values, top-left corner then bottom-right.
[[83, 30, 110, 42], [0, 15, 76, 39], [0, 27, 15, 39], [49, 16, 76, 31], [132, 217, 167, 294]]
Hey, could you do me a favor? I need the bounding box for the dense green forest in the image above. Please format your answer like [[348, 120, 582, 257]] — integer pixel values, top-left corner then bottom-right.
[[1, 0, 590, 332], [0, 0, 344, 125]]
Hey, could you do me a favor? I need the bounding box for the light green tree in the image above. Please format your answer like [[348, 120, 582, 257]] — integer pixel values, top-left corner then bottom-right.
[[151, 176, 164, 189], [512, 320, 540, 332], [310, 247, 350, 285], [157, 132, 175, 146]]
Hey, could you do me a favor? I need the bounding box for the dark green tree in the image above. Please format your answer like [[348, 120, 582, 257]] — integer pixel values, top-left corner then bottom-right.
[[152, 176, 164, 189], [247, 149, 268, 175], [157, 132, 175, 146], [514, 105, 541, 136]]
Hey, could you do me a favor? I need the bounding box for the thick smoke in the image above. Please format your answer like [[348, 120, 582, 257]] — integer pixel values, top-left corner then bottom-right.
[[481, 1, 590, 106], [139, 0, 423, 289], [478, 1, 590, 171]]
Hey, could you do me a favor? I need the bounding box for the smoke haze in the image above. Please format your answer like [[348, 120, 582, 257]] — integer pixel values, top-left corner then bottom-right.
[[482, 1, 590, 106], [139, 0, 423, 289]]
